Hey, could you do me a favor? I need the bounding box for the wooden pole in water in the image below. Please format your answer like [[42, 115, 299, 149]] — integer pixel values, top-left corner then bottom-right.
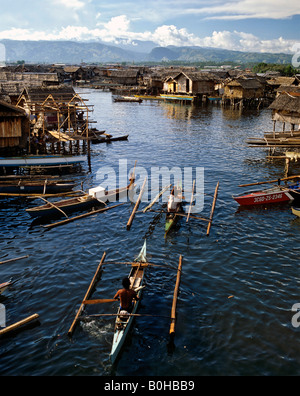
[[186, 179, 195, 223], [0, 314, 39, 336], [43, 202, 126, 229], [206, 181, 219, 236], [170, 255, 182, 336], [127, 176, 147, 230], [143, 184, 171, 213], [67, 252, 106, 337], [0, 255, 29, 266]]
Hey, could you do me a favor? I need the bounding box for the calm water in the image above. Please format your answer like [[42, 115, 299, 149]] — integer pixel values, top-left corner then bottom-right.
[[1, 89, 300, 376]]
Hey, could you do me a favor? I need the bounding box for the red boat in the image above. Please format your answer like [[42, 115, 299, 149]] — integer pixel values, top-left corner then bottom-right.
[[233, 186, 294, 206]]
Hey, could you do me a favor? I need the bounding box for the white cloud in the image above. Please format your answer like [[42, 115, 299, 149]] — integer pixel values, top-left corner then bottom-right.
[[0, 15, 298, 55], [186, 0, 300, 20], [52, 0, 86, 10]]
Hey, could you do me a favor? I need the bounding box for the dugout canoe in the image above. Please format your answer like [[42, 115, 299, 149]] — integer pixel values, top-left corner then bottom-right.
[[110, 240, 147, 364]]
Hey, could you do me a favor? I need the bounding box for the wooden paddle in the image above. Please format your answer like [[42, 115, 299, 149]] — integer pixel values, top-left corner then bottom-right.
[[83, 299, 117, 305]]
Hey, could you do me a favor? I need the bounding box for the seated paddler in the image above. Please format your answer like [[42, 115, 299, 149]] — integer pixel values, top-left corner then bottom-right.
[[114, 277, 139, 313]]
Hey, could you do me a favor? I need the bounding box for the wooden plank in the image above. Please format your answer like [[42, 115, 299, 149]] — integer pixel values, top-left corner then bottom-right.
[[0, 314, 39, 336], [67, 252, 106, 336], [206, 181, 219, 236], [127, 177, 147, 230], [186, 179, 195, 223], [170, 255, 183, 335]]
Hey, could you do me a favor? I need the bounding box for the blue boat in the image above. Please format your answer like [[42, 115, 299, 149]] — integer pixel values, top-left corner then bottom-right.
[[0, 155, 86, 167]]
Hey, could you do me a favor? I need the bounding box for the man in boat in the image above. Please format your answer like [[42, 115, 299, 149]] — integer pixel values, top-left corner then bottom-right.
[[113, 277, 139, 313], [167, 187, 182, 212]]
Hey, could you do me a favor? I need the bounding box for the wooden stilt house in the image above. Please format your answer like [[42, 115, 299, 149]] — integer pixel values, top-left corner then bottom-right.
[[0, 100, 30, 156]]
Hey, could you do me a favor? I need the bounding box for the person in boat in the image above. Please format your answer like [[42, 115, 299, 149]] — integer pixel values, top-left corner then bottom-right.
[[167, 187, 182, 212], [113, 277, 139, 313]]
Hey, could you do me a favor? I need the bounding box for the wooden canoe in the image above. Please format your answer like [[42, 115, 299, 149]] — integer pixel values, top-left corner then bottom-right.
[[164, 186, 184, 237], [110, 240, 147, 364], [26, 182, 134, 218], [0, 180, 75, 195], [91, 134, 129, 144]]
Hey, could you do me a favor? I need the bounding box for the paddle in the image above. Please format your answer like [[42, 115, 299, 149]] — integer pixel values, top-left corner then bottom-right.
[[83, 299, 117, 305]]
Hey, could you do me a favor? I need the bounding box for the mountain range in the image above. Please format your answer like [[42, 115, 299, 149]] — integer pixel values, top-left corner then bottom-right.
[[0, 39, 293, 65]]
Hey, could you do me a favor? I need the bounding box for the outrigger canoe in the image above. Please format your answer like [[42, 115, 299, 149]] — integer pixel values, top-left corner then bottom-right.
[[165, 186, 184, 237], [233, 183, 300, 206], [26, 181, 134, 218], [110, 240, 147, 364]]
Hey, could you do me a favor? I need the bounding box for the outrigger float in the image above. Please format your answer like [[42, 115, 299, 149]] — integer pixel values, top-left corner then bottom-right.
[[67, 240, 183, 364]]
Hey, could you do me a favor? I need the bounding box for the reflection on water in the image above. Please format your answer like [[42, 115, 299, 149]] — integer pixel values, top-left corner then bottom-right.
[[0, 89, 300, 376]]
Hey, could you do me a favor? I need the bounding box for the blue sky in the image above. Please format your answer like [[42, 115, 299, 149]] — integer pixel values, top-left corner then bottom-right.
[[0, 0, 299, 53]]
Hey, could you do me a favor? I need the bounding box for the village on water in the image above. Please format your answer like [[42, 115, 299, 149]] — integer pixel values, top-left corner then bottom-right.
[[1, 58, 300, 367]]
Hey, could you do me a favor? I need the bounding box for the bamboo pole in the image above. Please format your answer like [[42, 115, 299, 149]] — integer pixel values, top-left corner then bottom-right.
[[186, 179, 195, 223], [206, 181, 219, 236], [37, 196, 69, 218], [238, 174, 300, 188], [0, 314, 39, 336], [43, 202, 126, 229], [0, 255, 29, 266], [143, 184, 172, 213], [67, 252, 107, 336], [170, 255, 182, 335], [127, 177, 147, 230]]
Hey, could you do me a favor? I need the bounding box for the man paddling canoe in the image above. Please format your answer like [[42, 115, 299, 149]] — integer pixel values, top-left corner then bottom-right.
[[113, 277, 140, 313]]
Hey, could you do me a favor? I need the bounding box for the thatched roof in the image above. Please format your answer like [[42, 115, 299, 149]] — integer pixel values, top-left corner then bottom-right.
[[226, 78, 263, 89], [19, 85, 76, 103], [0, 99, 26, 116], [267, 76, 299, 86], [269, 92, 300, 113]]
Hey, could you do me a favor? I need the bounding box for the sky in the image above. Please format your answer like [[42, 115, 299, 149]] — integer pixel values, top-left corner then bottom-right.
[[0, 0, 299, 54]]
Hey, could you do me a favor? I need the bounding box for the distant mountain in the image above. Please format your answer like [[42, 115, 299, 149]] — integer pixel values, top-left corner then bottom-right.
[[147, 46, 293, 64], [0, 39, 293, 65], [1, 39, 147, 64]]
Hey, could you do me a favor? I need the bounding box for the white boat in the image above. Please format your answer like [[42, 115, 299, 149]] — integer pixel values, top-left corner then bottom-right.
[[0, 155, 86, 167], [109, 240, 147, 364]]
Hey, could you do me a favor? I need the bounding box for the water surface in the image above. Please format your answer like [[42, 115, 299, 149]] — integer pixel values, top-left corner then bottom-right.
[[1, 89, 300, 376]]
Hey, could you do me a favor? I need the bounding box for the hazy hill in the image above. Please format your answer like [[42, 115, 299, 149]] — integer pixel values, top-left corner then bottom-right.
[[0, 39, 293, 65]]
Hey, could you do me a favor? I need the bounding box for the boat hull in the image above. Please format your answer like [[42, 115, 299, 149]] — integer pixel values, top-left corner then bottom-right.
[[0, 155, 86, 167], [292, 207, 300, 217], [0, 183, 75, 195], [233, 188, 294, 206], [26, 184, 132, 218]]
